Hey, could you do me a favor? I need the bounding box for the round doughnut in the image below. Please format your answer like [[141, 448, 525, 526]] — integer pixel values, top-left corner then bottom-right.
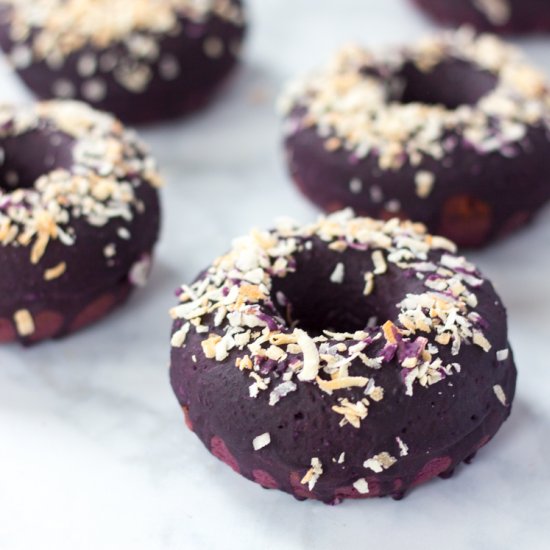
[[0, 0, 247, 124], [411, 0, 550, 34], [0, 100, 161, 345], [169, 210, 517, 503], [279, 30, 550, 248]]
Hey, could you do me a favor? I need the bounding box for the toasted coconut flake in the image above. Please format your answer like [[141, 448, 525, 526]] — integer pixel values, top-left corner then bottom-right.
[[496, 348, 509, 361], [363, 452, 397, 473], [396, 436, 409, 457], [353, 478, 370, 494], [295, 329, 320, 381], [202, 334, 222, 359], [13, 309, 34, 336], [301, 457, 323, 490], [382, 320, 398, 344], [493, 384, 507, 406], [364, 272, 374, 295], [332, 398, 369, 428], [317, 376, 369, 394], [252, 432, 271, 451], [473, 330, 492, 352], [372, 250, 387, 275], [171, 323, 190, 347], [330, 262, 345, 284], [269, 381, 297, 406], [415, 171, 435, 198], [44, 261, 67, 281]]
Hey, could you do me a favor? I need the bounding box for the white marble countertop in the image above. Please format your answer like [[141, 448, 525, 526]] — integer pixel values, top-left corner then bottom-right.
[[1, 1, 550, 549]]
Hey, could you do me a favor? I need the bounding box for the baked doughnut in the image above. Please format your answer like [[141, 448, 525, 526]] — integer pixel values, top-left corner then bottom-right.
[[169, 210, 516, 503], [412, 0, 550, 34], [0, 100, 161, 345], [0, 0, 246, 124], [279, 30, 550, 248]]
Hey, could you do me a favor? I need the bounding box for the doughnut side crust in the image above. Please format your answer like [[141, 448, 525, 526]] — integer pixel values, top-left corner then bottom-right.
[[0, 0, 247, 124], [279, 31, 550, 247], [411, 0, 550, 35], [169, 212, 517, 503], [0, 101, 161, 344]]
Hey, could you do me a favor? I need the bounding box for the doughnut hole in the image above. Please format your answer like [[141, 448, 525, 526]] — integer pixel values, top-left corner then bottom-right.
[[395, 57, 498, 109], [0, 129, 73, 191], [271, 267, 370, 335], [270, 243, 409, 336]]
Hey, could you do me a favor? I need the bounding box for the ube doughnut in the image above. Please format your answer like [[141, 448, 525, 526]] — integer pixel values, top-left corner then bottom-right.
[[0, 100, 161, 344], [279, 30, 550, 248], [169, 210, 516, 503]]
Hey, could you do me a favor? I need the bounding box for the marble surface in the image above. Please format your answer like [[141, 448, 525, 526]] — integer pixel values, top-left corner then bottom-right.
[[1, 1, 550, 548]]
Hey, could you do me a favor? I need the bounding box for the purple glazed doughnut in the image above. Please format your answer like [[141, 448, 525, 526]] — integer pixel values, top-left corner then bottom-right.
[[279, 30, 550, 248], [0, 0, 247, 125], [0, 100, 161, 345], [169, 210, 516, 503], [411, 0, 550, 34]]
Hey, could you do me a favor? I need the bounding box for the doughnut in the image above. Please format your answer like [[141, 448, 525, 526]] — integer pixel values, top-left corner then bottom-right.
[[169, 210, 516, 503], [0, 100, 161, 345], [0, 0, 247, 124], [411, 0, 550, 34], [279, 30, 550, 248]]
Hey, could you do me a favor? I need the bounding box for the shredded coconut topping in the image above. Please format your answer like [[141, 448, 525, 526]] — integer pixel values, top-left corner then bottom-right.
[[0, 101, 161, 264], [363, 451, 397, 473], [171, 210, 497, 441], [1, 0, 245, 95], [301, 457, 323, 490], [2, 0, 243, 54], [280, 28, 550, 173]]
